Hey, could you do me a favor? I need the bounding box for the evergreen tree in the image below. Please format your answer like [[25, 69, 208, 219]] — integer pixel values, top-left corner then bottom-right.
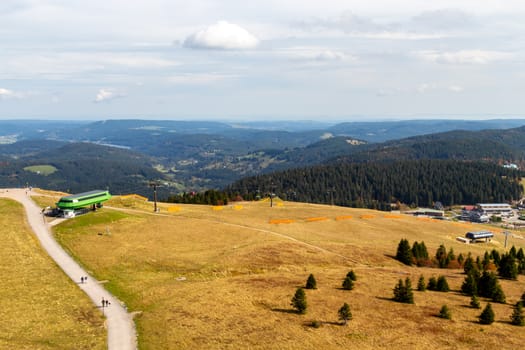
[[417, 275, 426, 291], [305, 274, 317, 289], [291, 288, 307, 314], [510, 301, 524, 326], [338, 303, 352, 325], [470, 295, 481, 309], [427, 277, 438, 291], [490, 249, 501, 266], [439, 305, 451, 319], [396, 239, 413, 265], [436, 275, 450, 292], [457, 253, 465, 267], [393, 278, 414, 304], [405, 277, 414, 304], [461, 272, 478, 296], [522, 291, 525, 303], [436, 244, 449, 268], [342, 276, 354, 290], [509, 246, 517, 259], [346, 270, 357, 281], [492, 284, 506, 304], [517, 247, 524, 261], [464, 254, 475, 275], [479, 303, 495, 325], [498, 253, 518, 280]]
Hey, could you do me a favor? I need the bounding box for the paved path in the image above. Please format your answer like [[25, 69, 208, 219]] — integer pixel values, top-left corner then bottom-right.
[[0, 189, 137, 350]]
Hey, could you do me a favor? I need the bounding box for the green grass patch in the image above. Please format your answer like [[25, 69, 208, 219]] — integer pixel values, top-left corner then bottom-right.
[[23, 164, 58, 176]]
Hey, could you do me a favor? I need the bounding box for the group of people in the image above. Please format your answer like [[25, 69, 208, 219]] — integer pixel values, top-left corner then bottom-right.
[[80, 276, 88, 283], [101, 297, 111, 307]]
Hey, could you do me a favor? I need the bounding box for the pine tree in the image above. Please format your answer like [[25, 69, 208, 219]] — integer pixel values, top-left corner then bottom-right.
[[305, 274, 317, 289], [492, 284, 506, 304], [457, 253, 465, 267], [405, 277, 414, 304], [479, 303, 495, 325], [338, 303, 352, 325], [436, 244, 449, 268], [346, 270, 357, 281], [291, 288, 307, 314], [439, 305, 451, 319], [461, 272, 478, 296], [510, 301, 524, 326], [436, 276, 450, 292], [498, 253, 518, 280], [396, 239, 413, 265], [464, 254, 475, 275], [417, 275, 426, 291], [342, 276, 354, 290], [427, 276, 438, 291], [470, 295, 481, 309]]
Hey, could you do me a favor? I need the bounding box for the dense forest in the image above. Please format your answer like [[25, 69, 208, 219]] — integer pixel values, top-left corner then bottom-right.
[[225, 160, 524, 209]]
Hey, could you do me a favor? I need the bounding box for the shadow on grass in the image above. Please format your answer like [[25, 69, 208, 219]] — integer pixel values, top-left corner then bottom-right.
[[272, 308, 300, 314], [303, 320, 344, 328]]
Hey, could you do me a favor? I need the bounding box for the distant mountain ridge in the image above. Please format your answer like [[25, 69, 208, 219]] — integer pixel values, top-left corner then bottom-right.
[[1, 118, 525, 195]]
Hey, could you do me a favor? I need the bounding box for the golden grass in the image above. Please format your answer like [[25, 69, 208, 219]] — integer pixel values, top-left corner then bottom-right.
[[0, 199, 105, 349], [52, 198, 525, 349]]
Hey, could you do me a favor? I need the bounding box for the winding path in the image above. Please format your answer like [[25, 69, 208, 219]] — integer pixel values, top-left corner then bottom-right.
[[0, 188, 137, 350]]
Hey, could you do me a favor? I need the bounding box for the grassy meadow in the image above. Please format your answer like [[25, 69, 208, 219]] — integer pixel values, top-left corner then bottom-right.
[[44, 194, 525, 349], [0, 198, 105, 350]]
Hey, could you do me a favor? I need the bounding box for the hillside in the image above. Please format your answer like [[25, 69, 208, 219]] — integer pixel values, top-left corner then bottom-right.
[[0, 142, 165, 196], [37, 194, 525, 349], [227, 160, 524, 208]]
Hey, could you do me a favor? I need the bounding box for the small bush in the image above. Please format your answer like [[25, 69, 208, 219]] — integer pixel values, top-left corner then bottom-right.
[[310, 320, 322, 328], [510, 301, 524, 326], [338, 303, 352, 325], [470, 295, 481, 309], [438, 305, 451, 319]]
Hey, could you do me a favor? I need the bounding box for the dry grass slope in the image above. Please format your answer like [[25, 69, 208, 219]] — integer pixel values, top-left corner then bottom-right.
[[48, 196, 525, 349], [0, 198, 105, 350]]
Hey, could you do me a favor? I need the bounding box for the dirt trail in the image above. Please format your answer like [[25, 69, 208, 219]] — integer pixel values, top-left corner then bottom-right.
[[0, 189, 137, 350]]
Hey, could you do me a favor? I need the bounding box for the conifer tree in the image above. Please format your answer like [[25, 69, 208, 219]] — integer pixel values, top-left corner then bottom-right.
[[498, 253, 518, 280], [492, 284, 506, 304], [346, 270, 357, 281], [291, 288, 307, 314], [436, 244, 449, 268], [405, 277, 414, 304], [427, 276, 438, 291], [461, 272, 478, 296], [417, 275, 426, 291], [470, 295, 481, 309], [479, 303, 495, 325], [338, 303, 352, 325], [510, 301, 524, 326], [305, 274, 317, 289], [457, 253, 465, 267], [439, 305, 451, 319], [393, 278, 414, 304], [396, 239, 413, 265], [342, 276, 354, 290], [464, 254, 475, 275], [436, 275, 450, 292]]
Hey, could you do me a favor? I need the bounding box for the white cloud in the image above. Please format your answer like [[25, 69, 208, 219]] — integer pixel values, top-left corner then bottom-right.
[[183, 21, 259, 50], [316, 50, 346, 61], [416, 50, 513, 64], [0, 87, 23, 99], [94, 89, 125, 103], [448, 85, 464, 92]]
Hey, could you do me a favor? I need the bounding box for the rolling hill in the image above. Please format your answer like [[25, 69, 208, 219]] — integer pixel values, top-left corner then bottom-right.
[[30, 193, 525, 349]]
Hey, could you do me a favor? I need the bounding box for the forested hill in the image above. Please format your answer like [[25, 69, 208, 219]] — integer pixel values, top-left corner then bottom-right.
[[0, 142, 165, 196], [226, 160, 523, 209], [331, 127, 525, 165]]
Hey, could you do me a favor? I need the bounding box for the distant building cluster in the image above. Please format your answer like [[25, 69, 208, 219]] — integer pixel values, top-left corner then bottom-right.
[[460, 203, 513, 223]]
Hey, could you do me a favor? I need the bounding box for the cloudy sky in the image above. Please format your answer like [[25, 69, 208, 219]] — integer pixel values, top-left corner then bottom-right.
[[0, 0, 524, 121]]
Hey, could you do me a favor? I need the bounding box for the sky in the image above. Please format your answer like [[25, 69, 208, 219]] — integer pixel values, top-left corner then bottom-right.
[[0, 0, 524, 121]]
